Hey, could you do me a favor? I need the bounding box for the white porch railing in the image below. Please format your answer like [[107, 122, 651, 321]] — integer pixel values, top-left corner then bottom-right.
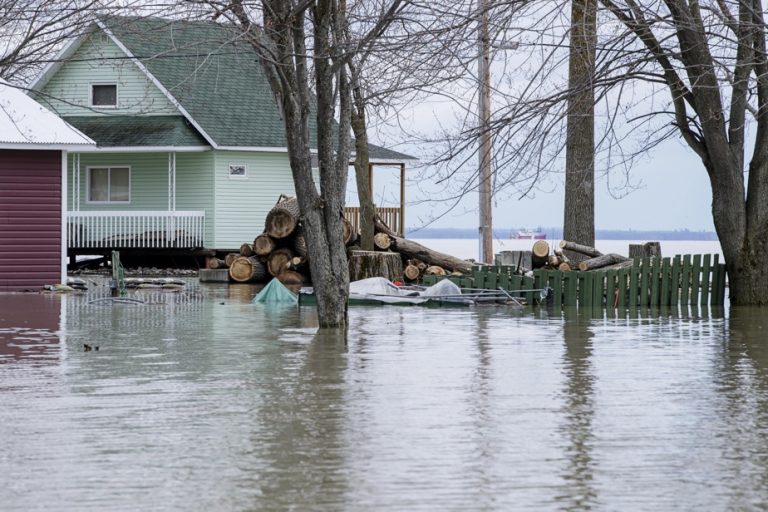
[[67, 211, 206, 249]]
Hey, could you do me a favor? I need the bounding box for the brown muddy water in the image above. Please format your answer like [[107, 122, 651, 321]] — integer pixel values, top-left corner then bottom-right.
[[1, 280, 767, 511]]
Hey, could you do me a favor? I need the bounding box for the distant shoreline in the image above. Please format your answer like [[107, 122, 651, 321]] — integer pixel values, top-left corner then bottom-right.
[[406, 228, 718, 241]]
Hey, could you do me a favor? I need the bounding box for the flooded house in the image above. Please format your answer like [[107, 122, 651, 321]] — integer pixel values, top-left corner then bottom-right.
[[28, 16, 411, 264]]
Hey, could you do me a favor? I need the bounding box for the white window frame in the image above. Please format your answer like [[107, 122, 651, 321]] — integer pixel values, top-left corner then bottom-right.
[[85, 165, 131, 204], [89, 81, 118, 109], [228, 163, 247, 179]]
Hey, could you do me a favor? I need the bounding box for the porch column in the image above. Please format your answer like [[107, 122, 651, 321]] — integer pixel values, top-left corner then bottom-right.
[[168, 151, 176, 211], [399, 163, 405, 236], [71, 152, 81, 211]]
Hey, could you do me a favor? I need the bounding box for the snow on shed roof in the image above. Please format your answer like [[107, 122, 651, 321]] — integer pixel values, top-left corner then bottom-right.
[[0, 80, 94, 150]]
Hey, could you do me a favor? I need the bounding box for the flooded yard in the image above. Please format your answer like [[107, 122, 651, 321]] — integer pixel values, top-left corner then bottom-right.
[[1, 281, 767, 510]]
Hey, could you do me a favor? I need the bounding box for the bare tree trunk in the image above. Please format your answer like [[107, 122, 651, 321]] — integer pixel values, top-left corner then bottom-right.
[[563, 0, 596, 261], [349, 62, 376, 251]]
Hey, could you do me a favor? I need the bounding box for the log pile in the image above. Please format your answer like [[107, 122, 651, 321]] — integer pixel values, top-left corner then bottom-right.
[[364, 215, 474, 282], [523, 239, 631, 272], [212, 194, 476, 285]]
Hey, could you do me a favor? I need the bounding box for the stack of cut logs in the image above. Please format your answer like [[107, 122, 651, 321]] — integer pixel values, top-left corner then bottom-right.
[[530, 239, 631, 272], [207, 195, 325, 285], [207, 194, 476, 284], [366, 221, 474, 281]]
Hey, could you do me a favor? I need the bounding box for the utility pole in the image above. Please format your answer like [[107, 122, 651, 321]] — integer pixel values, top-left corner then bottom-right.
[[477, 0, 493, 264]]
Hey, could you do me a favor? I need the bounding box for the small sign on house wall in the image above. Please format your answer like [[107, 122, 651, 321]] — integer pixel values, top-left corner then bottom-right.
[[229, 164, 247, 178]]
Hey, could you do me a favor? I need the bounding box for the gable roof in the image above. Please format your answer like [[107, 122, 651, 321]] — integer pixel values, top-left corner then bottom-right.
[[0, 80, 95, 150], [98, 15, 311, 150], [30, 15, 414, 160]]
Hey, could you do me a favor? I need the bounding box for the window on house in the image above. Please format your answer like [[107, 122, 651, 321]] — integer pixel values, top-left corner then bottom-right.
[[88, 167, 130, 203], [229, 164, 247, 178], [91, 84, 117, 107]]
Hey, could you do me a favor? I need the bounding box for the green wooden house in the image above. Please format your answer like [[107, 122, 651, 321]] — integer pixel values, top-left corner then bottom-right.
[[29, 16, 412, 254]]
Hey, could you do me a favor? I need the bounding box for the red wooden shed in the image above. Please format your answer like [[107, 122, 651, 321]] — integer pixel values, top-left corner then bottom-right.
[[0, 80, 94, 291]]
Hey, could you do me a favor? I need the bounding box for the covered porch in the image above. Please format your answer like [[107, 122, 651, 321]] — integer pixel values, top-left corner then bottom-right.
[[66, 150, 208, 250]]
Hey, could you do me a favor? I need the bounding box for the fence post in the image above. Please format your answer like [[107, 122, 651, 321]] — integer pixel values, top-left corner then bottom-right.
[[700, 254, 712, 305]]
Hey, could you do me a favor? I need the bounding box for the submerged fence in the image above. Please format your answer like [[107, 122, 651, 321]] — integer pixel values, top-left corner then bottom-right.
[[421, 254, 726, 308]]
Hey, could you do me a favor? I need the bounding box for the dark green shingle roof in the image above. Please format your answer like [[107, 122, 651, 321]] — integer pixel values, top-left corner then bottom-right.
[[64, 115, 209, 147], [99, 16, 414, 159], [99, 16, 310, 149]]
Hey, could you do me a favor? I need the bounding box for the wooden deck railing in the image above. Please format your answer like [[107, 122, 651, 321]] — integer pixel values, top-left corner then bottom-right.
[[344, 206, 403, 236], [67, 210, 205, 249]]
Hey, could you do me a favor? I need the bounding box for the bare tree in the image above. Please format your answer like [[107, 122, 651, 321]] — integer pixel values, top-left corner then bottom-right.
[[0, 0, 104, 81], [218, 0, 406, 327], [590, 0, 768, 304]]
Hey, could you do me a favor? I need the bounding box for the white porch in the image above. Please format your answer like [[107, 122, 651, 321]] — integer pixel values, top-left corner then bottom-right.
[[66, 151, 207, 250], [67, 210, 205, 249]]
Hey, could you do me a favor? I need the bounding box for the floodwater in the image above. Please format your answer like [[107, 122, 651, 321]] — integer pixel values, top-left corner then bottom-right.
[[1, 282, 768, 511]]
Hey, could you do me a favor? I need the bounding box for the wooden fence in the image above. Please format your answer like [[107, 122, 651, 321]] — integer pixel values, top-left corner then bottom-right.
[[421, 254, 727, 308]]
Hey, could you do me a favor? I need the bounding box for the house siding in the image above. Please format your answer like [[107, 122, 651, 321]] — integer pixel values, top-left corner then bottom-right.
[[69, 152, 216, 246], [212, 150, 295, 248], [39, 32, 178, 116], [0, 150, 62, 291]]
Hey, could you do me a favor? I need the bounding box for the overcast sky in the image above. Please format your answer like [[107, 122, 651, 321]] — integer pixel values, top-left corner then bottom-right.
[[350, 118, 717, 234]]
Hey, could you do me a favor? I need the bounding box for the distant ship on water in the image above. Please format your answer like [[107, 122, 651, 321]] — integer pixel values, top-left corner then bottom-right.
[[513, 228, 547, 240]]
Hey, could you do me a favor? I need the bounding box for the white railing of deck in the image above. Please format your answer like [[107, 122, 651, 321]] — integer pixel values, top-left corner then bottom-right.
[[67, 211, 206, 249]]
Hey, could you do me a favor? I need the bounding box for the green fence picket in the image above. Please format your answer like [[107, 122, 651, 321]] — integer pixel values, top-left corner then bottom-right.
[[485, 271, 497, 290], [718, 263, 727, 305], [660, 257, 671, 307], [700, 254, 711, 305], [552, 271, 563, 309], [691, 254, 702, 305], [681, 255, 692, 305], [629, 260, 640, 308], [582, 272, 594, 308], [606, 270, 617, 309], [670, 255, 681, 306], [650, 257, 660, 307], [564, 273, 578, 306], [592, 272, 604, 308], [618, 268, 628, 308], [710, 254, 720, 305], [640, 257, 651, 307]]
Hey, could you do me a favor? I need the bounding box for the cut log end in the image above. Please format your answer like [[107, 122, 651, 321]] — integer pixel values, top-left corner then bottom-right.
[[425, 265, 446, 276], [267, 248, 295, 277], [404, 264, 420, 281], [253, 234, 276, 256], [229, 256, 267, 283], [532, 240, 550, 258], [374, 232, 392, 251]]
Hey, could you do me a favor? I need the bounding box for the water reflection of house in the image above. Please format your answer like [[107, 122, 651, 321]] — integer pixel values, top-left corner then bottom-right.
[[0, 295, 65, 363], [0, 80, 95, 291]]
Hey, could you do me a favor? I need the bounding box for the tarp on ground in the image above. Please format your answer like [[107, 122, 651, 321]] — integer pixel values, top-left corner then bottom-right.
[[252, 278, 298, 304]]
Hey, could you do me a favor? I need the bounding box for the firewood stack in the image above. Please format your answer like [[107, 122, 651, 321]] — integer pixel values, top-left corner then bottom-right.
[[215, 194, 476, 284], [212, 195, 357, 285], [526, 240, 631, 272], [363, 216, 474, 282]]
